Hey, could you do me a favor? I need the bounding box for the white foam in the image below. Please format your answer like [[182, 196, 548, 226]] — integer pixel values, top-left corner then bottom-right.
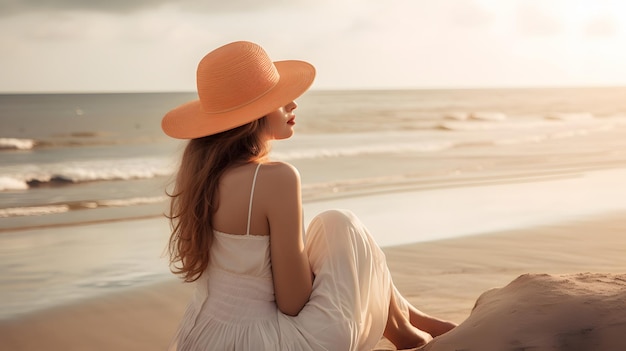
[[0, 176, 28, 191], [469, 112, 508, 121], [492, 123, 617, 145], [58, 158, 173, 182], [0, 138, 35, 150], [272, 141, 454, 160], [97, 196, 167, 207], [0, 205, 69, 218], [0, 196, 168, 218], [438, 114, 626, 137], [443, 112, 470, 121], [492, 135, 548, 145], [0, 157, 174, 190], [278, 116, 626, 160], [546, 113, 594, 121], [439, 120, 545, 131], [548, 124, 614, 139]]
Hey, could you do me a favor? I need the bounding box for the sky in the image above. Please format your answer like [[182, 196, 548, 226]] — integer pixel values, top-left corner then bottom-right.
[[1, 0, 625, 92]]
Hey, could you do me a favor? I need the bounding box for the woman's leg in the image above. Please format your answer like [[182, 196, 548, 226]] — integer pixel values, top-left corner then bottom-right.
[[304, 209, 455, 349], [383, 290, 433, 349], [383, 283, 457, 348], [303, 209, 395, 350], [407, 304, 457, 338]]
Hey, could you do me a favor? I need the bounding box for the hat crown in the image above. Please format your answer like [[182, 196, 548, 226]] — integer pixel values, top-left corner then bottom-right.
[[196, 41, 279, 114]]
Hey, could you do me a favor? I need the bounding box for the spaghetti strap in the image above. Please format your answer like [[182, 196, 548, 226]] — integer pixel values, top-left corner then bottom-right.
[[246, 163, 262, 235]]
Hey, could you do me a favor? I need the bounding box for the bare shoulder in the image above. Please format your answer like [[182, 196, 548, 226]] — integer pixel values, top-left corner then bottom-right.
[[259, 161, 301, 185], [257, 161, 302, 217]]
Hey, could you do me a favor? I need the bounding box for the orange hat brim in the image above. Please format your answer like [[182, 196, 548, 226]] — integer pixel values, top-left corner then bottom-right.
[[161, 60, 315, 139]]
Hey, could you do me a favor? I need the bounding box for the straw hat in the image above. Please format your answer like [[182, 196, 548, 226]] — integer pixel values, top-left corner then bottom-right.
[[162, 41, 316, 139]]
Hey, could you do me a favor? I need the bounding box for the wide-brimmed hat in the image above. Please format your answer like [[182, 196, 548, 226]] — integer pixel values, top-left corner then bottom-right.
[[162, 41, 316, 139]]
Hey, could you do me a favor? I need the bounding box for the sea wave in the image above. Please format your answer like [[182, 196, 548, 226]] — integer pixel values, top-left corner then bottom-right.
[[96, 196, 168, 207], [3, 114, 626, 192], [545, 113, 595, 121], [0, 196, 168, 218], [443, 112, 508, 121], [0, 205, 70, 218], [0, 176, 29, 191], [272, 140, 454, 160], [436, 115, 622, 132], [0, 135, 166, 152], [438, 120, 546, 131], [469, 112, 508, 121], [0, 158, 174, 191], [0, 138, 36, 151]]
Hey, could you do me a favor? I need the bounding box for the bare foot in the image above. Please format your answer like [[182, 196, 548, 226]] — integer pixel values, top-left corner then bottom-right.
[[408, 305, 457, 337], [384, 312, 433, 349], [384, 288, 439, 349]]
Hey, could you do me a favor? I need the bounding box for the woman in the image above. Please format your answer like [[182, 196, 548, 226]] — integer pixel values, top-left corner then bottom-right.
[[163, 41, 455, 350]]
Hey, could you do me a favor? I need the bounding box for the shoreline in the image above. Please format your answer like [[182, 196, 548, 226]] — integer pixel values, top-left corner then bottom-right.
[[0, 168, 581, 233], [3, 166, 626, 320], [2, 211, 626, 350], [0, 168, 594, 237], [306, 167, 626, 246], [3, 163, 626, 234]]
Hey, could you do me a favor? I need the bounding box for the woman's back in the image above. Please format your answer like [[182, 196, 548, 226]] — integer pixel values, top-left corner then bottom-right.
[[212, 162, 270, 236]]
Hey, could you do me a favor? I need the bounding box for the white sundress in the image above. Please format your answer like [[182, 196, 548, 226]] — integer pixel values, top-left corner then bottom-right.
[[169, 163, 410, 351]]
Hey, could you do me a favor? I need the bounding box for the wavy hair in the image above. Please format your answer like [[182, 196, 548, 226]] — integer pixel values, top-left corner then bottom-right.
[[166, 117, 269, 282]]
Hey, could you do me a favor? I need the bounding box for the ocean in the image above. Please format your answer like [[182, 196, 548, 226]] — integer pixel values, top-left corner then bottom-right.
[[2, 88, 626, 319]]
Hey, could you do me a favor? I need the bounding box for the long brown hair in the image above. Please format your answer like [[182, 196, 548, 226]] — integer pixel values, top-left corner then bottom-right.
[[166, 117, 269, 282]]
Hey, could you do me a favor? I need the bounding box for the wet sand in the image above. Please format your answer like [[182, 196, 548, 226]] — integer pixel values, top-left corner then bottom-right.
[[2, 211, 625, 350]]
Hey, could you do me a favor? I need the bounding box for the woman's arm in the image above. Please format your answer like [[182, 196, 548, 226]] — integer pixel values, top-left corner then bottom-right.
[[262, 162, 313, 316]]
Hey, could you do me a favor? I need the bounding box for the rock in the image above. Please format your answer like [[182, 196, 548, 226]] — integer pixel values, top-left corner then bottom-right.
[[423, 273, 626, 351]]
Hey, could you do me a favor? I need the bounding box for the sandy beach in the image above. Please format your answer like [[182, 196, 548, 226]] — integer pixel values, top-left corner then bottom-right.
[[2, 205, 625, 350], [3, 164, 626, 350]]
